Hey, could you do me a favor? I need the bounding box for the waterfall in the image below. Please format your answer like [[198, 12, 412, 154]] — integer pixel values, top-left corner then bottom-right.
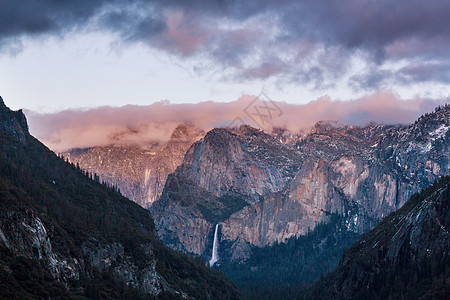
[[209, 224, 219, 267]]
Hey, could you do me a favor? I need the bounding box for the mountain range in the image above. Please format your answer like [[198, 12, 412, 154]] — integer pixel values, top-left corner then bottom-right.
[[37, 100, 449, 298], [156, 106, 448, 260]]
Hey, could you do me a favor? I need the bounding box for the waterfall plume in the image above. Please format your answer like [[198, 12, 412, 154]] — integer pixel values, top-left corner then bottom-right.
[[209, 224, 219, 267]]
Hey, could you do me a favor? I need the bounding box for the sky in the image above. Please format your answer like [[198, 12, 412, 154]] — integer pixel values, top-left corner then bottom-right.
[[1, 0, 450, 113], [1, 0, 449, 152]]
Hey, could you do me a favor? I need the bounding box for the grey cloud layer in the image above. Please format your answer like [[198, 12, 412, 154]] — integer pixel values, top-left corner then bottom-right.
[[2, 0, 450, 87]]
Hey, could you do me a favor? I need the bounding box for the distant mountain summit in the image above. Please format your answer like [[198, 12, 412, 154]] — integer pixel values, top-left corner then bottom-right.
[[64, 122, 204, 208], [0, 98, 238, 299]]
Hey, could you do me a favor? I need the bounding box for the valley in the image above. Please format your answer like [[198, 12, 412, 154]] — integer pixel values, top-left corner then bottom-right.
[[64, 103, 449, 296]]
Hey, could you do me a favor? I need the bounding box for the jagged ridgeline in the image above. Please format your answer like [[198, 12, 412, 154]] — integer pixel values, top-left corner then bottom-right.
[[0, 97, 239, 299]]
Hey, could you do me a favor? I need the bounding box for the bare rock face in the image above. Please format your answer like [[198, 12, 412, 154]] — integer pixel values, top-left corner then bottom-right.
[[137, 123, 204, 207], [81, 238, 171, 295], [0, 210, 81, 284], [151, 125, 302, 256], [153, 106, 449, 262], [151, 171, 250, 255], [178, 126, 300, 201], [64, 123, 204, 209], [65, 145, 154, 204]]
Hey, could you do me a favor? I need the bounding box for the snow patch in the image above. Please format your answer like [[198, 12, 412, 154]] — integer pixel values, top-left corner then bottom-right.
[[429, 124, 448, 140]]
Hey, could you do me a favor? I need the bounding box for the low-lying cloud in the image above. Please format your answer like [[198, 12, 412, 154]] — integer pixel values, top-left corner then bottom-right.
[[25, 92, 448, 153]]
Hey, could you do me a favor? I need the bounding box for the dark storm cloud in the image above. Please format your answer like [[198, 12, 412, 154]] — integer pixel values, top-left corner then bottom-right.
[[349, 62, 450, 91], [397, 62, 450, 84], [0, 0, 106, 37], [299, 0, 450, 53], [349, 68, 394, 91], [2, 0, 450, 55], [1, 0, 450, 86]]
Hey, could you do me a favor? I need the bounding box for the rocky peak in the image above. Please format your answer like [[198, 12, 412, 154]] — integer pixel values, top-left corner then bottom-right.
[[164, 123, 204, 152], [0, 98, 29, 144], [188, 128, 243, 161], [237, 124, 262, 136], [169, 122, 201, 141], [203, 127, 236, 142], [178, 125, 299, 198], [0, 96, 7, 110], [311, 120, 340, 133], [270, 127, 307, 147]]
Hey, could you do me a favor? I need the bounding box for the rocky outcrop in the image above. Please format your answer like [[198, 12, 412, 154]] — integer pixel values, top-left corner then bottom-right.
[[178, 126, 300, 201], [81, 238, 171, 296], [0, 210, 81, 284], [0, 96, 28, 145]]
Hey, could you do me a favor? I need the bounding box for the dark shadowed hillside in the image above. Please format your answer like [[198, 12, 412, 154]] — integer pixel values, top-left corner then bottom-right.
[[0, 97, 239, 299]]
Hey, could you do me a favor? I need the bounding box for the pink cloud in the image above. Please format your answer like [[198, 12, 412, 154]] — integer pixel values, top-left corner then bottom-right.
[[26, 92, 447, 152]]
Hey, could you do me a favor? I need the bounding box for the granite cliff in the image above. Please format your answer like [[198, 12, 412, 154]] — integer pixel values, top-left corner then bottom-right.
[[151, 105, 449, 261]]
